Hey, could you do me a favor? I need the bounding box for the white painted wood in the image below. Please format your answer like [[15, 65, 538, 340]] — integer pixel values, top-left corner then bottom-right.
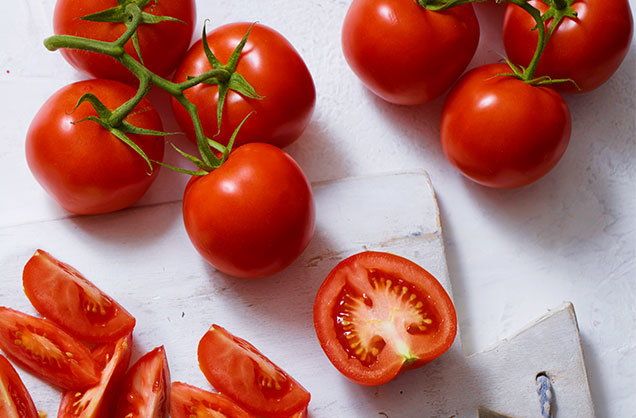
[[0, 173, 593, 416]]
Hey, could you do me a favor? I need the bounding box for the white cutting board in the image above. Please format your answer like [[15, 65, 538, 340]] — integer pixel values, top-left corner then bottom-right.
[[0, 172, 593, 417]]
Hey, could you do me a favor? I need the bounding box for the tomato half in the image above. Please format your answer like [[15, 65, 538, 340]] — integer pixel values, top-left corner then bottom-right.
[[58, 335, 132, 418], [503, 0, 633, 92], [198, 325, 311, 417], [0, 355, 38, 418], [342, 0, 480, 105], [170, 382, 252, 418], [54, 0, 196, 82], [23, 250, 136, 343], [313, 252, 457, 386], [115, 346, 170, 418], [183, 143, 315, 279], [0, 308, 99, 390], [172, 22, 316, 148], [26, 79, 165, 215], [440, 64, 571, 188]]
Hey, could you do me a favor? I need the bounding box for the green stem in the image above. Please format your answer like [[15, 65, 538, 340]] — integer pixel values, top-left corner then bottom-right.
[[117, 4, 143, 46], [44, 35, 123, 56], [108, 74, 150, 126], [507, 0, 546, 80], [179, 68, 231, 91]]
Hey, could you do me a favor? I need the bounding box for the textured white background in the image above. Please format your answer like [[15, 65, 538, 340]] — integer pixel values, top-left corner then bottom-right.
[[0, 0, 634, 416]]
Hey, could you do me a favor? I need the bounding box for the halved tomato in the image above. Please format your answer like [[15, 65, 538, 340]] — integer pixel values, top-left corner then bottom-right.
[[58, 334, 132, 418], [115, 346, 170, 418], [170, 381, 252, 418], [23, 250, 136, 343], [0, 307, 99, 390], [313, 251, 457, 386], [198, 325, 310, 418], [0, 354, 38, 418]]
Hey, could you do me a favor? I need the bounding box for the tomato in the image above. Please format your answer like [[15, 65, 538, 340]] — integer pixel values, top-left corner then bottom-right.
[[54, 0, 196, 82], [23, 250, 136, 343], [170, 382, 252, 418], [58, 335, 132, 418], [440, 64, 571, 188], [26, 79, 165, 215], [198, 325, 311, 417], [0, 355, 39, 418], [172, 22, 316, 148], [115, 346, 170, 418], [183, 143, 314, 278], [341, 0, 480, 105], [313, 251, 457, 386], [503, 0, 633, 92], [0, 308, 99, 390]]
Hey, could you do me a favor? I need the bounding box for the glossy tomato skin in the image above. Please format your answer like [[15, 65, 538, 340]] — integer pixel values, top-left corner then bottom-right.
[[183, 143, 315, 278], [23, 250, 136, 343], [170, 382, 252, 418], [0, 355, 39, 418], [26, 79, 165, 215], [172, 22, 316, 148], [503, 0, 633, 93], [441, 64, 571, 188], [342, 0, 480, 105], [54, 0, 196, 82], [313, 251, 457, 386], [0, 307, 99, 391], [198, 325, 311, 418]]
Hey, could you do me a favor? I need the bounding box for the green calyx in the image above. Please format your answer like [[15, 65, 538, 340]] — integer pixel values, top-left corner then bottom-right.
[[416, 0, 480, 11]]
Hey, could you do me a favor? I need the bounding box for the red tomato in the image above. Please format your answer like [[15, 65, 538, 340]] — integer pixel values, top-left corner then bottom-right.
[[23, 250, 136, 343], [342, 0, 480, 105], [26, 79, 165, 215], [440, 64, 571, 188], [503, 0, 633, 92], [0, 355, 39, 418], [115, 346, 170, 418], [54, 0, 196, 82], [313, 251, 457, 386], [58, 335, 132, 418], [170, 382, 252, 418], [172, 22, 316, 148], [0, 308, 99, 390], [183, 143, 314, 279], [198, 325, 311, 417]]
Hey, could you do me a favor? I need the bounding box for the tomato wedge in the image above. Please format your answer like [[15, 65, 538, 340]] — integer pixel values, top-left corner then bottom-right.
[[313, 251, 457, 386], [23, 250, 136, 343], [0, 354, 38, 418], [198, 325, 310, 418], [58, 334, 132, 418], [115, 346, 170, 418], [0, 307, 99, 390], [170, 382, 252, 418]]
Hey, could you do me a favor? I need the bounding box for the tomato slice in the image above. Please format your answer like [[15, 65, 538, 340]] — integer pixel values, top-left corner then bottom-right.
[[0, 354, 39, 418], [58, 334, 132, 418], [23, 250, 136, 343], [170, 381, 252, 418], [198, 325, 310, 418], [313, 251, 457, 386], [115, 346, 170, 418], [0, 307, 99, 390]]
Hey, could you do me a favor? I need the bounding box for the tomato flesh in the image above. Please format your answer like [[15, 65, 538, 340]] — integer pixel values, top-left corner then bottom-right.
[[23, 250, 136, 343], [0, 355, 38, 418], [170, 382, 252, 418], [313, 252, 457, 386]]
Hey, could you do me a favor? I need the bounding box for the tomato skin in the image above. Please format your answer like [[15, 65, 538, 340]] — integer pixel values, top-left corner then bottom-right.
[[58, 335, 132, 418], [170, 382, 252, 418], [440, 64, 571, 189], [313, 251, 457, 386], [172, 22, 316, 148], [54, 0, 196, 83], [503, 0, 633, 93], [0, 308, 99, 391], [23, 250, 136, 344], [115, 346, 170, 418], [342, 0, 480, 105], [183, 143, 315, 279], [0, 355, 39, 418], [198, 325, 311, 418], [26, 79, 165, 215]]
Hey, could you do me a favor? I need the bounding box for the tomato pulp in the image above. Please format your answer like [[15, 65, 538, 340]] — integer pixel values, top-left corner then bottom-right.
[[0, 355, 38, 418], [170, 382, 252, 418]]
